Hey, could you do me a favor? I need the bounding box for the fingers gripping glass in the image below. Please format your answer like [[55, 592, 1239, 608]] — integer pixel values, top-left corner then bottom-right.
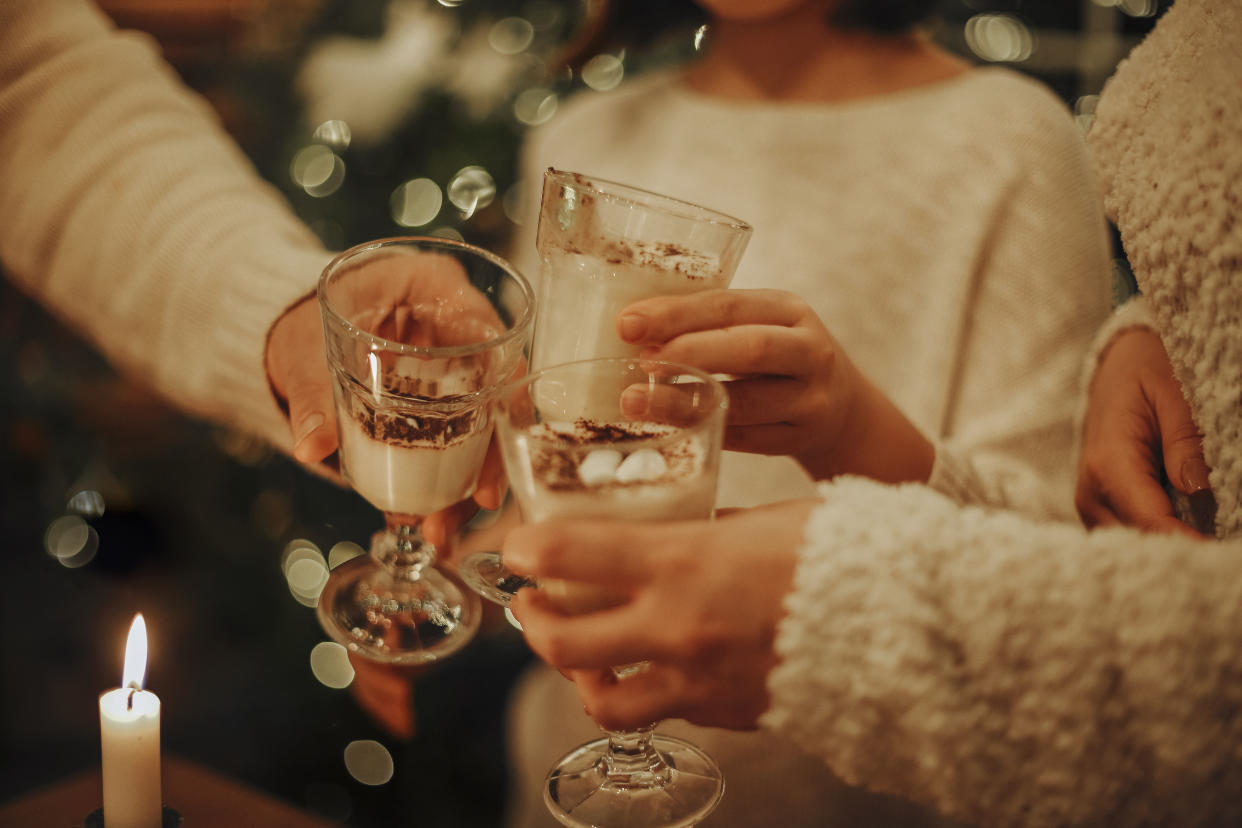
[[316, 236, 534, 665], [485, 358, 730, 828], [460, 168, 752, 606]]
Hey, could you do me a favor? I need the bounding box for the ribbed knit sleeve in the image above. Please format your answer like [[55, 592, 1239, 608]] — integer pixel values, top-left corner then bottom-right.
[[761, 476, 1242, 828], [922, 79, 1113, 520], [1086, 0, 1242, 539], [0, 0, 333, 452]]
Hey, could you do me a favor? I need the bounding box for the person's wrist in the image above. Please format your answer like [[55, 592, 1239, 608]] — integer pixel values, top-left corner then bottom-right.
[[810, 375, 932, 484]]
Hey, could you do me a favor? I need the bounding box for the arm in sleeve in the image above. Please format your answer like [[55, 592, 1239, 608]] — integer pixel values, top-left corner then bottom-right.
[[762, 476, 1242, 828], [0, 0, 332, 451], [926, 89, 1114, 520]]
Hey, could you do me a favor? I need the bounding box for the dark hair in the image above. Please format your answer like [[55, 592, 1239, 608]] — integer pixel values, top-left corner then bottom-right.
[[830, 0, 942, 34]]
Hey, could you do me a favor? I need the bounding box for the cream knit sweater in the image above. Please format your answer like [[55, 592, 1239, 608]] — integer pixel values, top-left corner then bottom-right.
[[514, 64, 1113, 519], [762, 3, 1242, 826], [506, 48, 1112, 828], [0, 0, 332, 453]]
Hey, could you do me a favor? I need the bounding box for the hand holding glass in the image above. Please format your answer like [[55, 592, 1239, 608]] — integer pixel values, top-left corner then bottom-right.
[[461, 169, 751, 605], [496, 357, 729, 828], [316, 236, 534, 665]]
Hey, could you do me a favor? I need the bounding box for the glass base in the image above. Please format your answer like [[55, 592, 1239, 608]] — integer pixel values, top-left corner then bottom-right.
[[460, 550, 537, 607], [545, 734, 724, 828], [316, 554, 481, 664]]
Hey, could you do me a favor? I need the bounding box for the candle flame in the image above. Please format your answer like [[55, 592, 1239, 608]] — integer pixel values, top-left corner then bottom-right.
[[122, 614, 148, 690]]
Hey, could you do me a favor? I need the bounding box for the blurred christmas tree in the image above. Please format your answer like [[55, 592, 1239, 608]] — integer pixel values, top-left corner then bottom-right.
[[209, 0, 719, 255], [208, 0, 1171, 260]]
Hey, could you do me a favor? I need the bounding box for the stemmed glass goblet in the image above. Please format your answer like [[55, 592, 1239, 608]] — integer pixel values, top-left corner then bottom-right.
[[494, 357, 729, 828], [316, 236, 534, 664]]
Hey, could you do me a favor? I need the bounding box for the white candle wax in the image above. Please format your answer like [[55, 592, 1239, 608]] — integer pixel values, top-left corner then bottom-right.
[[99, 615, 162, 828]]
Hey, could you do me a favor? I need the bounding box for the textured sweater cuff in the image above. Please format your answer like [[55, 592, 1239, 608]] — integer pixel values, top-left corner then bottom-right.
[[925, 442, 987, 506], [1082, 295, 1157, 392]]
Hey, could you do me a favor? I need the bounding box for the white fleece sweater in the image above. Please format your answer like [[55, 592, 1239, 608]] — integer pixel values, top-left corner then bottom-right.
[[0, 0, 333, 453], [1086, 0, 1242, 540], [762, 2, 1242, 825]]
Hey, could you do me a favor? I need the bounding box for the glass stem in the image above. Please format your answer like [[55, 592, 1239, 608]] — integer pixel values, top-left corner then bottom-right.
[[600, 726, 670, 789], [375, 516, 436, 581]]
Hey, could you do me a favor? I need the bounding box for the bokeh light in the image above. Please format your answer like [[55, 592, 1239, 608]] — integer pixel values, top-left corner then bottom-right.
[[964, 14, 1035, 63], [694, 24, 709, 52], [309, 641, 355, 689], [67, 489, 106, 518], [283, 539, 328, 607], [1118, 0, 1158, 16], [290, 144, 346, 198], [488, 17, 535, 55], [44, 515, 99, 568], [1092, 0, 1159, 14], [312, 119, 352, 151], [582, 54, 624, 91], [328, 541, 365, 570], [447, 165, 496, 218], [343, 740, 395, 786], [390, 178, 443, 227], [513, 87, 558, 126], [45, 515, 88, 559], [1074, 94, 1100, 132]]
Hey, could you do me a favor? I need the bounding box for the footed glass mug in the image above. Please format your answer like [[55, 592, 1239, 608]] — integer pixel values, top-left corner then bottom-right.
[[316, 236, 534, 664], [495, 357, 729, 828], [461, 169, 751, 604]]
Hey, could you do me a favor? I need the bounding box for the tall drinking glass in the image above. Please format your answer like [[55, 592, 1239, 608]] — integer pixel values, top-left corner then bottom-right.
[[316, 237, 534, 664], [495, 357, 729, 828], [462, 169, 751, 604]]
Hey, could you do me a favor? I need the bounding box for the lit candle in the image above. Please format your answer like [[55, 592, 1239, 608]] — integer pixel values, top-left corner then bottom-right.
[[99, 614, 162, 828]]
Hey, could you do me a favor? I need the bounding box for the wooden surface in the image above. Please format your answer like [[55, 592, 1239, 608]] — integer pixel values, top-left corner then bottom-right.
[[0, 755, 339, 827]]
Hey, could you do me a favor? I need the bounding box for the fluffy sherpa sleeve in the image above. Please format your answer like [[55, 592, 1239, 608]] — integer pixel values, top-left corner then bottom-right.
[[761, 476, 1242, 828], [0, 0, 332, 452], [1086, 0, 1242, 539]]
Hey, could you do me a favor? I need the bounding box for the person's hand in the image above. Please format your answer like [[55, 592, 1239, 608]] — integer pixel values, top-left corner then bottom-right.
[[617, 289, 933, 483], [347, 654, 423, 741], [505, 499, 818, 732], [265, 254, 511, 537], [1076, 326, 1211, 536]]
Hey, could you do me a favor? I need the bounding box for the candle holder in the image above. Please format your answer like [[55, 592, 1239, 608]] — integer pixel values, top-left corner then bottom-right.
[[85, 806, 182, 826]]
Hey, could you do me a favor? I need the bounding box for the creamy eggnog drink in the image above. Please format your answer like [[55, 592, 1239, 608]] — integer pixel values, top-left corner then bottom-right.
[[531, 244, 730, 369], [337, 398, 492, 517], [485, 358, 727, 615], [315, 236, 534, 665], [531, 170, 751, 416], [503, 418, 719, 613], [481, 358, 730, 827]]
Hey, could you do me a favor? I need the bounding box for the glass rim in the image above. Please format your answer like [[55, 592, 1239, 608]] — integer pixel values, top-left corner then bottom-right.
[[543, 168, 753, 235], [496, 356, 729, 448], [318, 235, 536, 358]]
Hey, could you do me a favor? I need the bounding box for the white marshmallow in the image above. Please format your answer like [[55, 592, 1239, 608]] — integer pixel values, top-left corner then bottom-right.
[[578, 449, 623, 486], [614, 448, 667, 483]]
